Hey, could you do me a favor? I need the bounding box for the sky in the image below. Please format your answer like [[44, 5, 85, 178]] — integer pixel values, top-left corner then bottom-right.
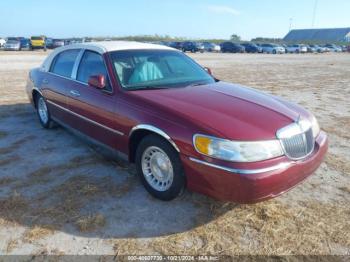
[[0, 0, 349, 40]]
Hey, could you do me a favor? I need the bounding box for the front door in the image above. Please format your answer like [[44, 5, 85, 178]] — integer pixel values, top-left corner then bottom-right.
[[65, 50, 121, 149]]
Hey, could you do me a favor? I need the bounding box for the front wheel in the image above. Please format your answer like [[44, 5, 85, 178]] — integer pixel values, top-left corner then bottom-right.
[[135, 135, 185, 201], [36, 95, 54, 128]]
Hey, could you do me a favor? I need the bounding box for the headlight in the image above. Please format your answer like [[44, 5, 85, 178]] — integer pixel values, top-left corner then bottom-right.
[[311, 115, 320, 138], [193, 134, 284, 162]]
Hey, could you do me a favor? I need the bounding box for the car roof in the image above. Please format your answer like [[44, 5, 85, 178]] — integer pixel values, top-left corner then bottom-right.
[[59, 41, 175, 53], [40, 41, 177, 72]]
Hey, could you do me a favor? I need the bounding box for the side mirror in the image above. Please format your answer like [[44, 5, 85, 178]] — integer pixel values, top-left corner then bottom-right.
[[88, 74, 106, 89], [204, 67, 212, 75]]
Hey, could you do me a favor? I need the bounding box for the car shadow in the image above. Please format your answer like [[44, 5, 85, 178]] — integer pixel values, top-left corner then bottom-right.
[[0, 103, 238, 239]]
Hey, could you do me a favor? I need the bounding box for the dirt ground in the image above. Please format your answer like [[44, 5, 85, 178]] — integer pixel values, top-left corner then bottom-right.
[[0, 51, 349, 256]]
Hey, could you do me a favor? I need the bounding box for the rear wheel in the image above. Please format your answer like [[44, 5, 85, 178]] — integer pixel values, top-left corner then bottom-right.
[[36, 95, 53, 128], [135, 135, 185, 201]]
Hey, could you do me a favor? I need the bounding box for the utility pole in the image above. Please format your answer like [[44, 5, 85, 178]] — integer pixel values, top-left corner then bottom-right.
[[289, 18, 293, 32], [312, 0, 318, 28]]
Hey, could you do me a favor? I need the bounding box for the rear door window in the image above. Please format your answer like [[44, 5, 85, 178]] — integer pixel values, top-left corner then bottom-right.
[[50, 49, 80, 78]]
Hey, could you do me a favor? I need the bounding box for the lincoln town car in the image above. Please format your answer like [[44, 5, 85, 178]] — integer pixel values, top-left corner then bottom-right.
[[26, 41, 328, 203]]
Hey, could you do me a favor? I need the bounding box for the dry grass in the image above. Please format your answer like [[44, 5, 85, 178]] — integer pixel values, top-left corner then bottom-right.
[[323, 116, 350, 139], [0, 105, 31, 119], [13, 154, 102, 189], [112, 200, 350, 255], [0, 130, 8, 139], [0, 191, 28, 223], [2, 173, 138, 233], [338, 186, 350, 194], [6, 239, 18, 253], [0, 135, 36, 155], [0, 176, 15, 185], [0, 155, 21, 166], [325, 153, 350, 175], [22, 225, 55, 243], [75, 213, 106, 232]]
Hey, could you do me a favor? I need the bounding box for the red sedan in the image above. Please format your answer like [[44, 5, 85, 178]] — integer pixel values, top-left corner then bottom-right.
[[26, 41, 328, 203]]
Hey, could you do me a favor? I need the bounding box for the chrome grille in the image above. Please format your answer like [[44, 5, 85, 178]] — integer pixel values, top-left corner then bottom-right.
[[280, 128, 315, 159]]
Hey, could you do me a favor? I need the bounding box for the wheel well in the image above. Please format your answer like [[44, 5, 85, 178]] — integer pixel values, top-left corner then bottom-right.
[[129, 129, 178, 163], [32, 90, 41, 108]]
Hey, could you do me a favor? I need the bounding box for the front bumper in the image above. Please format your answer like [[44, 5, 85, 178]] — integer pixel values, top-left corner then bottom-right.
[[4, 47, 20, 51], [182, 131, 328, 203]]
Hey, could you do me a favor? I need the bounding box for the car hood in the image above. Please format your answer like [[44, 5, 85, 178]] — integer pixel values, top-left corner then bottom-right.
[[131, 82, 306, 140]]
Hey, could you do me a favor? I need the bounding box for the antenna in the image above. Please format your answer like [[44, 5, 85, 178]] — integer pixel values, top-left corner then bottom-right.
[[312, 0, 318, 28], [289, 18, 293, 31]]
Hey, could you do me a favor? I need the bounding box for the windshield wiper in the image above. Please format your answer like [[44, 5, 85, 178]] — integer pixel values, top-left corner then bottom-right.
[[186, 82, 207, 87], [128, 86, 170, 91]]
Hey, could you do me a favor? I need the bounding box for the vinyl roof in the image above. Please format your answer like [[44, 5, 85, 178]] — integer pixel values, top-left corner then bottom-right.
[[284, 28, 350, 42], [76, 41, 174, 53], [40, 41, 176, 72]]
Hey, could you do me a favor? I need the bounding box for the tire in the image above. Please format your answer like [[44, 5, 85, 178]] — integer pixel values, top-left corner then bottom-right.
[[272, 49, 277, 54], [135, 134, 185, 201], [36, 94, 54, 128]]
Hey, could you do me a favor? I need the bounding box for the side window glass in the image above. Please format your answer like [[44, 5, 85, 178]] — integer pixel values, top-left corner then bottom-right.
[[50, 49, 80, 78], [77, 51, 111, 92]]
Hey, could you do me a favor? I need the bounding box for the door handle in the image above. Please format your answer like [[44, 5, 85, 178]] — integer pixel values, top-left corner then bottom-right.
[[42, 79, 49, 84], [70, 90, 80, 97]]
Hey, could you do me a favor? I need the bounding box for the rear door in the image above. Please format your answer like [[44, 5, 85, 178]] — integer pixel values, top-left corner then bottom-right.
[[65, 50, 121, 149], [42, 49, 81, 122]]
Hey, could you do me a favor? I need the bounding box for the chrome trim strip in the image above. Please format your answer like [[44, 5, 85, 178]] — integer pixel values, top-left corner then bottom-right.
[[189, 157, 292, 175], [129, 124, 180, 152], [46, 100, 124, 136]]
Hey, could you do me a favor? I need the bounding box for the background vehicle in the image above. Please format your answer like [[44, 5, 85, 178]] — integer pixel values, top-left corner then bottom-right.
[[306, 45, 317, 53], [309, 45, 326, 53], [324, 44, 342, 52], [6, 37, 19, 41], [220, 42, 245, 53], [4, 40, 21, 51], [169, 41, 183, 50], [241, 43, 262, 53], [261, 43, 285, 54], [347, 45, 350, 52], [45, 38, 54, 49], [30, 36, 47, 51], [202, 42, 221, 52], [0, 38, 5, 47], [52, 39, 65, 48], [285, 44, 307, 53], [182, 41, 204, 53], [196, 42, 205, 53], [20, 38, 32, 50]]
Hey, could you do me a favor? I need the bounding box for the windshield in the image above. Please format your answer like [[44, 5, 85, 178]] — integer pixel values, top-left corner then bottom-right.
[[7, 40, 18, 44], [110, 50, 215, 90], [31, 37, 44, 40]]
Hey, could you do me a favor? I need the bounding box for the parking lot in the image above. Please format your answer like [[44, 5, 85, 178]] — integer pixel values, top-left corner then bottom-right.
[[0, 51, 349, 255]]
